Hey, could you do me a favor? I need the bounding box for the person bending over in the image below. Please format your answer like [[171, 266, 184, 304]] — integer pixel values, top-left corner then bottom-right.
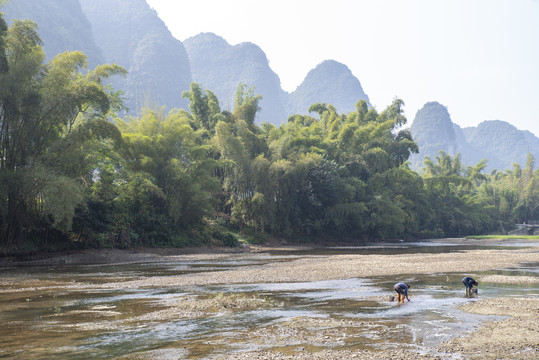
[[462, 276, 478, 294], [394, 282, 411, 303]]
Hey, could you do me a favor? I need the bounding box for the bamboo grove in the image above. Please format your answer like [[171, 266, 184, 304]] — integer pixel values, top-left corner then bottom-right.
[[1, 18, 538, 253]]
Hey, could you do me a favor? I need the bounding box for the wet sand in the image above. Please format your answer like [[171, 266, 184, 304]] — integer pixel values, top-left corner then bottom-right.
[[2, 238, 539, 359]]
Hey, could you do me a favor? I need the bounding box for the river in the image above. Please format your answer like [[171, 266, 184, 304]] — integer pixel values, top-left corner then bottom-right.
[[1, 239, 538, 359]]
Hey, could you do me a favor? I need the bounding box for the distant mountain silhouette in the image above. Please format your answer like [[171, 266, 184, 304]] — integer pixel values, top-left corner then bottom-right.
[[184, 32, 287, 124], [452, 123, 496, 169], [410, 102, 539, 171], [2, 1, 371, 125], [80, 0, 191, 113], [462, 120, 539, 170], [288, 60, 370, 116], [409, 102, 457, 169], [184, 34, 370, 125]]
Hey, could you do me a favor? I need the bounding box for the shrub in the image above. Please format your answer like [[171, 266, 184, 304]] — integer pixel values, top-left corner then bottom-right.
[[223, 233, 239, 247]]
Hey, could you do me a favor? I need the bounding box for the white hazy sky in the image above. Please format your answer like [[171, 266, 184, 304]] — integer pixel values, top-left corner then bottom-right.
[[146, 0, 539, 136]]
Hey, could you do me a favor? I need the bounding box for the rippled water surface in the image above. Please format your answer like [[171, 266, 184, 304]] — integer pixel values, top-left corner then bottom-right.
[[1, 240, 537, 359]]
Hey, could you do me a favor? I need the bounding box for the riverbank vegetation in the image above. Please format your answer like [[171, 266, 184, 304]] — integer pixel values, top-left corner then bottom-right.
[[1, 17, 538, 254]]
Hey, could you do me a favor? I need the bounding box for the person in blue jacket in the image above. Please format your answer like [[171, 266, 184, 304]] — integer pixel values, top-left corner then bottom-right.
[[462, 276, 478, 294], [394, 282, 411, 303]]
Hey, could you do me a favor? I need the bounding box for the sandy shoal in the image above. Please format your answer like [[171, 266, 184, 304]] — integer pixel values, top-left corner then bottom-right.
[[102, 247, 539, 289], [480, 274, 539, 284], [439, 297, 539, 359]]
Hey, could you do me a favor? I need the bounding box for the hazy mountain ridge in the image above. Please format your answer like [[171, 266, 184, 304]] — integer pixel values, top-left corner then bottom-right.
[[184, 34, 370, 125], [410, 102, 539, 171], [184, 32, 287, 124], [409, 102, 456, 169], [2, 0, 104, 69], [2, 0, 372, 125], [79, 0, 191, 113], [288, 60, 370, 116], [452, 123, 498, 169], [463, 120, 539, 170]]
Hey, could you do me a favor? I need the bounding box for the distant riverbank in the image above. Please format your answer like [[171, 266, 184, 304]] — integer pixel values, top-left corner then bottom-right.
[[3, 236, 538, 268]]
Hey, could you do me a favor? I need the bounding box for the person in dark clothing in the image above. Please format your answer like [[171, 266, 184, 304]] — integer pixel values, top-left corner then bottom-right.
[[462, 276, 478, 294], [394, 282, 411, 303]]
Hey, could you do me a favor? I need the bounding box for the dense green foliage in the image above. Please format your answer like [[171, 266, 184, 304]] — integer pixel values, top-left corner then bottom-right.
[[0, 17, 125, 251], [1, 17, 538, 253]]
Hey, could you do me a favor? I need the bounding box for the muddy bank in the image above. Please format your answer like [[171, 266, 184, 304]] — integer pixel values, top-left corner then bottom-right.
[[120, 348, 434, 360], [6, 243, 537, 290]]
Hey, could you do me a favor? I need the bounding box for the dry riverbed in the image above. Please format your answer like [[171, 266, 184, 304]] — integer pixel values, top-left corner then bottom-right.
[[2, 238, 538, 359]]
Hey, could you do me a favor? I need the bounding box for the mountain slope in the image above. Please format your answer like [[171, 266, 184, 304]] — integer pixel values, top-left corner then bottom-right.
[[2, 0, 104, 68], [80, 0, 191, 114], [452, 123, 496, 169], [288, 60, 369, 115], [184, 32, 287, 125], [463, 120, 539, 170], [410, 102, 539, 171], [409, 102, 457, 168]]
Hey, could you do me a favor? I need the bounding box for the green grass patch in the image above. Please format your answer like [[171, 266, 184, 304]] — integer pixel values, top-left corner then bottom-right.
[[466, 235, 539, 240]]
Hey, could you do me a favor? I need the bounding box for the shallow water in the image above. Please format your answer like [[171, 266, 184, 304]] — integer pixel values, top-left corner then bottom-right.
[[0, 240, 537, 359]]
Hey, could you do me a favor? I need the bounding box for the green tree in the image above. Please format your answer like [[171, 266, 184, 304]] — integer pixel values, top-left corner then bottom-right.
[[0, 14, 7, 74], [117, 108, 220, 245], [234, 83, 262, 127], [182, 82, 225, 132], [0, 19, 125, 249], [213, 116, 265, 232], [421, 151, 495, 236], [368, 166, 433, 238]]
